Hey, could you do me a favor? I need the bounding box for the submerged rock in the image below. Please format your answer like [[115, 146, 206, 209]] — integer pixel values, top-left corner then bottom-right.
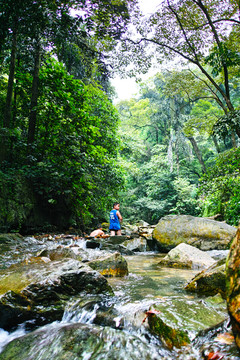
[[0, 233, 34, 269], [226, 227, 240, 350], [0, 322, 170, 360], [158, 243, 216, 269], [0, 258, 113, 331], [193, 318, 239, 359], [100, 242, 134, 255], [185, 258, 226, 297], [153, 215, 236, 252], [88, 252, 128, 277], [37, 246, 80, 261]]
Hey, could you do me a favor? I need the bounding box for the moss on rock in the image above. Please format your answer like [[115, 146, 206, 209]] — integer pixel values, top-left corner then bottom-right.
[[147, 312, 190, 349], [226, 227, 240, 349], [88, 252, 128, 277]]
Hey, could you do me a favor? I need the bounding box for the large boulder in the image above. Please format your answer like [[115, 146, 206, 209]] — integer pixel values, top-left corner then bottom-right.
[[152, 215, 236, 252], [158, 243, 216, 269], [0, 258, 113, 331], [226, 227, 240, 349], [185, 258, 226, 297]]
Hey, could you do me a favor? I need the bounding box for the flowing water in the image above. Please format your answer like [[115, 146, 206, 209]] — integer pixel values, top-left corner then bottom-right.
[[0, 240, 240, 359]]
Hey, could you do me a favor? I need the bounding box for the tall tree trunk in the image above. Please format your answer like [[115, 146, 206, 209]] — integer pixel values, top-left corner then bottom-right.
[[27, 41, 41, 149], [155, 126, 158, 144], [187, 136, 206, 173], [231, 130, 237, 148], [212, 135, 221, 153], [0, 7, 11, 60], [3, 27, 17, 128], [0, 27, 17, 163], [12, 56, 20, 129], [167, 131, 174, 172]]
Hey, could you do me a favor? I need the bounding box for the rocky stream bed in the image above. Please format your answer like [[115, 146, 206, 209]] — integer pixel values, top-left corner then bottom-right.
[[0, 217, 240, 359]]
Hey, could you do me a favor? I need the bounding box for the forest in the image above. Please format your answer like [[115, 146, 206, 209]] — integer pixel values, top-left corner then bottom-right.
[[0, 0, 240, 233]]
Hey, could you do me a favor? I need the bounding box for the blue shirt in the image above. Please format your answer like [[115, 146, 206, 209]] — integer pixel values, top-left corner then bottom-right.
[[109, 209, 121, 230]]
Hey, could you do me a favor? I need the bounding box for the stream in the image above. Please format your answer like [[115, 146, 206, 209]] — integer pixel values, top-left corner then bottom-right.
[[0, 236, 240, 359]]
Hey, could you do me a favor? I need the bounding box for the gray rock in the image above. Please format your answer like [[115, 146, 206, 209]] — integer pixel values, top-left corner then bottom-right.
[[185, 258, 226, 297], [38, 246, 79, 260], [0, 258, 113, 331], [153, 215, 236, 252], [158, 243, 216, 269], [88, 252, 128, 277], [0, 322, 163, 360], [122, 237, 147, 252]]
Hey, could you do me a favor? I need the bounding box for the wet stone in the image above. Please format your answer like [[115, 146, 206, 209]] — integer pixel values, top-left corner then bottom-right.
[[185, 258, 226, 298], [88, 252, 128, 277], [0, 322, 171, 360], [226, 227, 240, 350], [158, 243, 216, 269], [147, 310, 190, 350], [0, 258, 113, 331]]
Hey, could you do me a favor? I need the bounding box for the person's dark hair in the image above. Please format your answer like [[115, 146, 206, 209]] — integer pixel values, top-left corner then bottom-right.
[[97, 223, 102, 229], [113, 202, 119, 208]]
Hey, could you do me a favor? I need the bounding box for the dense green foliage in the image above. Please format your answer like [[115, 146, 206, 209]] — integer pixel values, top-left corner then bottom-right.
[[0, 58, 123, 231], [0, 0, 136, 232], [200, 147, 240, 226], [113, 0, 240, 226], [1, 0, 240, 232], [117, 69, 240, 225], [117, 76, 203, 224]]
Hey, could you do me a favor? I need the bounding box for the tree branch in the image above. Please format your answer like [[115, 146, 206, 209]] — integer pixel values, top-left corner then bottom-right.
[[194, 0, 233, 109], [189, 18, 240, 31], [124, 36, 229, 108], [187, 68, 228, 113]]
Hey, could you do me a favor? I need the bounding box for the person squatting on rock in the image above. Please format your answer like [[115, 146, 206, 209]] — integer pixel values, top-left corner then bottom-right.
[[89, 224, 109, 238], [109, 202, 123, 236]]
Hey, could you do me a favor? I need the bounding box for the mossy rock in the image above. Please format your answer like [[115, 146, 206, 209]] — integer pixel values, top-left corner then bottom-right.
[[88, 252, 128, 277], [153, 215, 236, 252], [226, 227, 240, 349], [0, 258, 113, 331], [0, 233, 24, 243], [147, 311, 190, 349], [185, 258, 226, 298], [158, 243, 216, 269]]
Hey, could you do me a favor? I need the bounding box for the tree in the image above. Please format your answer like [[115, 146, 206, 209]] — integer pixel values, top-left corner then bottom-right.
[[119, 0, 240, 144], [116, 73, 203, 223], [0, 57, 124, 231], [200, 147, 240, 225], [0, 0, 138, 231], [0, 0, 138, 160]]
